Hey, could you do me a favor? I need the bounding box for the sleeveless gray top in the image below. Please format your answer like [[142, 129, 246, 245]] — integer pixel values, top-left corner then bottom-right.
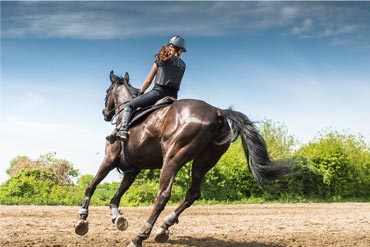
[[154, 57, 186, 91]]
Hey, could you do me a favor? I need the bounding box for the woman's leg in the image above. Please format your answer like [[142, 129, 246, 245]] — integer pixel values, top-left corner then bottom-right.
[[117, 90, 164, 140]]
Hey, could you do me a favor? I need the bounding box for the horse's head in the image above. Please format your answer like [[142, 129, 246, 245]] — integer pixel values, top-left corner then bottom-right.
[[102, 70, 140, 122]]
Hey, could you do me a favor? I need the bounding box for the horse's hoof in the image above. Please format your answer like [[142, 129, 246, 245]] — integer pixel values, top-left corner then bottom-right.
[[154, 227, 169, 243], [115, 215, 128, 231], [75, 220, 89, 236], [127, 241, 141, 247]]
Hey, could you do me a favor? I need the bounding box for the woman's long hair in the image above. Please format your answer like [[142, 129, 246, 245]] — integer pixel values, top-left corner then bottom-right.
[[156, 45, 181, 62]]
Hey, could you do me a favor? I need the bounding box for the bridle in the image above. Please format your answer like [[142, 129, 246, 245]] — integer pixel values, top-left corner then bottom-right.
[[104, 80, 130, 125]]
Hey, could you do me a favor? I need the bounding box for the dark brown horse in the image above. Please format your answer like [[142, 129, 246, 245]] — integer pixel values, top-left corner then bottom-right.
[[75, 71, 293, 247]]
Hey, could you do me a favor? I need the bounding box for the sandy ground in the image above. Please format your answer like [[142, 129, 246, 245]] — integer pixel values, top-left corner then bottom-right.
[[1, 203, 369, 247]]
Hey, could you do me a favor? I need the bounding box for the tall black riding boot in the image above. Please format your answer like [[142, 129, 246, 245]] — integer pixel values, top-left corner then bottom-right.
[[105, 108, 132, 143], [117, 108, 132, 141]]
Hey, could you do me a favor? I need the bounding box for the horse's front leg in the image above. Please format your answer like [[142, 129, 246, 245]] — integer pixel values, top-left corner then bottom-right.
[[75, 142, 121, 236], [110, 169, 141, 231], [75, 163, 115, 236]]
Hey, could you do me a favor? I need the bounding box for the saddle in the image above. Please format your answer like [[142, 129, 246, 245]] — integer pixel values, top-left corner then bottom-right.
[[106, 97, 176, 145], [128, 96, 176, 128]]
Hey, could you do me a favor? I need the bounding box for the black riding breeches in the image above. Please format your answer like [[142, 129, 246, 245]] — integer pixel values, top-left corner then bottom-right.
[[125, 85, 178, 112]]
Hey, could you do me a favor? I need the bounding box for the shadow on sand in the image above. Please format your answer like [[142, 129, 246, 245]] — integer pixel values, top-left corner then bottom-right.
[[167, 236, 285, 247]]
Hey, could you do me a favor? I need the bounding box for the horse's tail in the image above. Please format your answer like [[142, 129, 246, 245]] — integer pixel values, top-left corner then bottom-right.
[[221, 108, 294, 186]]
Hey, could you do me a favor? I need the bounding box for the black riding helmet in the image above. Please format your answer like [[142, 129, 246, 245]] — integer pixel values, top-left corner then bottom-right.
[[168, 35, 186, 52]]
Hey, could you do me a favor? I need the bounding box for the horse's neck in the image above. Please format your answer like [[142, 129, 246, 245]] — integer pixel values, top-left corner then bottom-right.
[[114, 88, 134, 126]]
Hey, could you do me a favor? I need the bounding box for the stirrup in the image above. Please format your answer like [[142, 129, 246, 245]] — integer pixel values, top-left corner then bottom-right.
[[117, 129, 129, 141]]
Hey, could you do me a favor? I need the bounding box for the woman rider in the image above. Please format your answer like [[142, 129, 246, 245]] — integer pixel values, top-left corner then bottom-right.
[[107, 35, 186, 141]]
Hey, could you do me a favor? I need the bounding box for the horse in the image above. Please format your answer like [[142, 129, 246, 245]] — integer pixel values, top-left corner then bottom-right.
[[75, 71, 294, 247]]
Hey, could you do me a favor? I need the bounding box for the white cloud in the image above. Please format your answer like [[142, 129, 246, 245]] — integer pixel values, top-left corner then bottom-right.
[[319, 25, 357, 38], [290, 18, 313, 35], [280, 6, 299, 21], [2, 1, 369, 47]]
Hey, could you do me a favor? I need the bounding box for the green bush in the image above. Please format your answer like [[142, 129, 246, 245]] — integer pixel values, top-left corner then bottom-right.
[[78, 174, 94, 188], [1, 123, 370, 205], [120, 181, 159, 206], [293, 131, 370, 200], [0, 168, 58, 204], [48, 185, 83, 205]]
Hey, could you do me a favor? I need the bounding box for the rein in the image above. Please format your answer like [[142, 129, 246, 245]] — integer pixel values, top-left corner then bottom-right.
[[108, 100, 130, 126], [105, 79, 132, 126]]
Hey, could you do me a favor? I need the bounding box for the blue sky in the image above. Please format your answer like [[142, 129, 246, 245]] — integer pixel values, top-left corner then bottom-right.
[[1, 1, 370, 184]]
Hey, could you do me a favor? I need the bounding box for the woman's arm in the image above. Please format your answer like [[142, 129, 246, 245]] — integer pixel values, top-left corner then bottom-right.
[[140, 63, 158, 93]]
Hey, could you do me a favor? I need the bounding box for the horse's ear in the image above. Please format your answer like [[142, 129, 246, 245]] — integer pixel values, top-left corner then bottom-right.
[[110, 70, 116, 84], [124, 72, 129, 82]]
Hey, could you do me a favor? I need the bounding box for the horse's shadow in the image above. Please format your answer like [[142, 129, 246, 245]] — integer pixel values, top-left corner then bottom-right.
[[167, 236, 285, 247]]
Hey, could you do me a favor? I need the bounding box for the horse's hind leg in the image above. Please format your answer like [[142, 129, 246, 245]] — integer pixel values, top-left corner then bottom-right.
[[109, 169, 141, 231], [127, 148, 196, 247], [154, 142, 230, 243]]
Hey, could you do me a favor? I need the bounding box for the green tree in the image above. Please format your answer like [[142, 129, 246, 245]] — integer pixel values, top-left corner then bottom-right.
[[259, 119, 296, 160], [1, 153, 81, 205], [5, 152, 79, 185], [6, 156, 34, 177], [0, 168, 58, 204]]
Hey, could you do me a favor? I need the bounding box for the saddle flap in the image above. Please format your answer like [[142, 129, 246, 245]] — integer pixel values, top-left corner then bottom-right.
[[129, 97, 176, 127]]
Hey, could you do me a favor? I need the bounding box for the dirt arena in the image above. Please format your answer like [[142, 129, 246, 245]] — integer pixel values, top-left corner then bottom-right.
[[1, 203, 369, 247]]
